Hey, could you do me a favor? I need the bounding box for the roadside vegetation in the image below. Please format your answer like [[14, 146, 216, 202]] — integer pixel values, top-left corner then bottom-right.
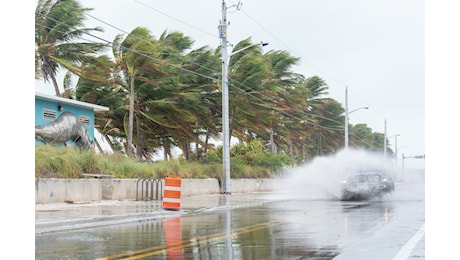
[[35, 139, 292, 179]]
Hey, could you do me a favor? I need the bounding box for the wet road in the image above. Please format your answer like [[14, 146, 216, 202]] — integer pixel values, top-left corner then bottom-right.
[[35, 182, 424, 259]]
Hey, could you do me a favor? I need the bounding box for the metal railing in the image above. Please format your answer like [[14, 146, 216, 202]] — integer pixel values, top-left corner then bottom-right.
[[136, 178, 163, 201]]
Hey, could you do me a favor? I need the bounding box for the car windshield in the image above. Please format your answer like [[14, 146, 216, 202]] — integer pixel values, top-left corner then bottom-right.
[[350, 174, 381, 182]]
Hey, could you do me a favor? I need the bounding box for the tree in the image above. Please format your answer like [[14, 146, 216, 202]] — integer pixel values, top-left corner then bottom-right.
[[112, 27, 165, 157], [259, 49, 307, 159], [74, 54, 126, 152], [308, 98, 344, 155], [34, 0, 388, 164], [112, 28, 211, 160], [182, 46, 221, 157], [227, 38, 272, 143], [35, 0, 107, 96]]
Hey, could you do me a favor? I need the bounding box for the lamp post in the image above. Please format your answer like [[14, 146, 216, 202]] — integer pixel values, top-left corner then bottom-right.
[[394, 134, 400, 166], [384, 119, 387, 159], [397, 145, 407, 169], [386, 134, 400, 163], [344, 87, 369, 149], [219, 0, 268, 194]]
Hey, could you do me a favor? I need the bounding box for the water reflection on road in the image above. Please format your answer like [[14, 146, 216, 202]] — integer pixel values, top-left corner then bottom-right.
[[35, 184, 424, 259]]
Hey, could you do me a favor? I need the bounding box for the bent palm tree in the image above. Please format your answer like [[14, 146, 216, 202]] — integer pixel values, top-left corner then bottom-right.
[[35, 0, 107, 96]]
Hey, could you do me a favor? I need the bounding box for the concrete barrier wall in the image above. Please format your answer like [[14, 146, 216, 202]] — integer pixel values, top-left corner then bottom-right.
[[230, 179, 277, 193], [183, 178, 223, 195], [35, 179, 102, 203], [35, 178, 279, 204]]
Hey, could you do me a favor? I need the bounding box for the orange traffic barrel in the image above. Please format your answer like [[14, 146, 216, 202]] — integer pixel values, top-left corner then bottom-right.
[[162, 177, 181, 210], [163, 216, 183, 258]]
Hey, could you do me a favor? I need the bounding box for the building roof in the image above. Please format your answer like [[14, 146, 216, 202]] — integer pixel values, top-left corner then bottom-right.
[[35, 92, 109, 112]]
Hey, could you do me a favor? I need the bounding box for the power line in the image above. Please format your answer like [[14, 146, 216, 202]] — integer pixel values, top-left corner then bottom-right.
[[231, 2, 389, 145], [36, 14, 219, 82], [36, 6, 380, 141], [134, 0, 218, 39], [237, 6, 348, 89], [35, 14, 353, 135]]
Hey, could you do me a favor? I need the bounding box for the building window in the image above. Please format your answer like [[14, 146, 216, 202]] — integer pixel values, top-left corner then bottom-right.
[[79, 116, 90, 125], [43, 109, 56, 120]]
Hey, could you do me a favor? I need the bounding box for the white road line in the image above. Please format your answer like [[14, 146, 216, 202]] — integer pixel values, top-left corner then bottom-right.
[[393, 222, 425, 260]]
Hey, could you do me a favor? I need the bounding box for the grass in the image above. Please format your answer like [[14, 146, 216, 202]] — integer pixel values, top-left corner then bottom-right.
[[35, 145, 275, 179]]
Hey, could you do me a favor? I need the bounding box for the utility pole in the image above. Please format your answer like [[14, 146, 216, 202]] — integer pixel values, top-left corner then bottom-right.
[[344, 86, 368, 150], [219, 0, 231, 194], [394, 134, 399, 166], [344, 86, 349, 150], [384, 119, 387, 159], [402, 153, 405, 170], [218, 1, 266, 194]]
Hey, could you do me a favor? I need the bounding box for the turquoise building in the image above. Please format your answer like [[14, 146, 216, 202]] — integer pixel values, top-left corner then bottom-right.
[[35, 92, 109, 147]]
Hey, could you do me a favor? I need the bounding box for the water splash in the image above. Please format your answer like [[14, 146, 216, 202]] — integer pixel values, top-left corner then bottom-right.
[[272, 148, 402, 201]]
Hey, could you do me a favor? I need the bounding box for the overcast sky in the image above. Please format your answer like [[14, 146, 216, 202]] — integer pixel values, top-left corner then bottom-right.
[[34, 0, 426, 169]]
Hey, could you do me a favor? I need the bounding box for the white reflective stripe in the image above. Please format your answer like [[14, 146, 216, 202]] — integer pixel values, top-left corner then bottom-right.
[[392, 223, 425, 260], [162, 197, 181, 203], [164, 186, 181, 191]]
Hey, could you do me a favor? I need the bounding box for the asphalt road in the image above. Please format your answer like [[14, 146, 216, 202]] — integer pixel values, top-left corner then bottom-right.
[[35, 182, 424, 259]]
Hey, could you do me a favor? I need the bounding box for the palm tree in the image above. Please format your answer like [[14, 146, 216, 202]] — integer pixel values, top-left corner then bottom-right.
[[112, 27, 166, 157], [74, 54, 126, 152], [182, 46, 221, 158], [350, 123, 374, 149], [299, 76, 344, 157], [309, 98, 345, 154], [35, 0, 107, 96], [113, 27, 211, 160], [227, 38, 271, 142], [259, 49, 305, 157]]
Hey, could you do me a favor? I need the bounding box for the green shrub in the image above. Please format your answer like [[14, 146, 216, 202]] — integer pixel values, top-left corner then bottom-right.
[[35, 143, 292, 179]]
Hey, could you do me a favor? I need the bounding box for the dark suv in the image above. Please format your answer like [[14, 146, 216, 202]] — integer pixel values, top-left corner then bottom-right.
[[341, 171, 395, 201]]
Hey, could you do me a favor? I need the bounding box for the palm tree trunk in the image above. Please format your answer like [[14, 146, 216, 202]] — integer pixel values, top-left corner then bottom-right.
[[94, 138, 104, 154], [195, 136, 199, 159], [270, 129, 276, 154], [163, 140, 168, 161], [136, 118, 144, 160], [317, 134, 323, 156], [204, 130, 210, 155], [51, 74, 61, 97], [162, 138, 172, 161], [127, 74, 135, 157], [183, 136, 190, 160]]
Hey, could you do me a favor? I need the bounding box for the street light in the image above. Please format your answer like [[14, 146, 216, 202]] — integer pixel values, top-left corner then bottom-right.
[[229, 41, 269, 57], [397, 145, 407, 168], [348, 107, 370, 114], [386, 134, 400, 164], [219, 1, 268, 194], [344, 86, 368, 149]]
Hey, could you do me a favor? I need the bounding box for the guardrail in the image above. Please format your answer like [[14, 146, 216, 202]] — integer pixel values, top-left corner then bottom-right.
[[136, 178, 163, 201]]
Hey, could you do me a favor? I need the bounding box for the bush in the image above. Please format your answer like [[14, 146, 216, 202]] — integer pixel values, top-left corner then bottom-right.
[[35, 143, 292, 179]]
